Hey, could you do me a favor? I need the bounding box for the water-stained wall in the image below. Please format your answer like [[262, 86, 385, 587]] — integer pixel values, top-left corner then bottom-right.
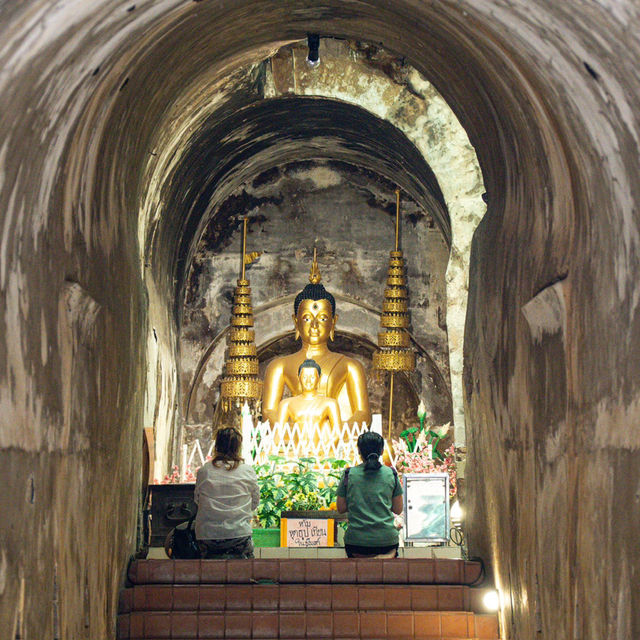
[[180, 160, 453, 448], [0, 2, 639, 639]]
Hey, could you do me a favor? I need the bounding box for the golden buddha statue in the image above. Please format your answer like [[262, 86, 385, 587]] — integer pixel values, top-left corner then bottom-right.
[[275, 359, 341, 430], [262, 253, 372, 427]]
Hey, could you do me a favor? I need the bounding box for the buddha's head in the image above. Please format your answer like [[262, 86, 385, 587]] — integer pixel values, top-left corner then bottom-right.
[[293, 283, 337, 345], [297, 359, 322, 392]]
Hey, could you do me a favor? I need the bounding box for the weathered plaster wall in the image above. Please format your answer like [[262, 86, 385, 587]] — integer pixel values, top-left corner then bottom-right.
[[0, 2, 638, 639], [180, 160, 453, 440], [264, 40, 485, 444], [460, 5, 640, 639]]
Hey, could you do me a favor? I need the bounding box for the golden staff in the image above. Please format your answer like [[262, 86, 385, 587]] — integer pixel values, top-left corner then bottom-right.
[[388, 189, 400, 441], [241, 217, 248, 280], [373, 187, 415, 446]]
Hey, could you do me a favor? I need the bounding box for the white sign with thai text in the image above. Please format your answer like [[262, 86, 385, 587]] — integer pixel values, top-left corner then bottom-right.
[[280, 518, 334, 547]]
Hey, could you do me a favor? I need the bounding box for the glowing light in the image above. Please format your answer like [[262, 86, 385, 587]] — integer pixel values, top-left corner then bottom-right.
[[483, 590, 500, 611], [450, 500, 463, 524]]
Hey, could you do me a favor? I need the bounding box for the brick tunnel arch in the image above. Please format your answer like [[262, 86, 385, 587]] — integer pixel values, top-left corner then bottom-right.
[[1, 2, 638, 639]]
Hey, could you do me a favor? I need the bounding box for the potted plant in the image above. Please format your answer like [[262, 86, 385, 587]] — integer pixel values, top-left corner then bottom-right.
[[252, 455, 347, 546]]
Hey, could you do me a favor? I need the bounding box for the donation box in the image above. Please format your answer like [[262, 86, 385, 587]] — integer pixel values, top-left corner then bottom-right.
[[403, 473, 450, 544]]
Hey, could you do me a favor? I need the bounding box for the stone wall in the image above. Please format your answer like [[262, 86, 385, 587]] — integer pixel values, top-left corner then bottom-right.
[[0, 2, 639, 639]]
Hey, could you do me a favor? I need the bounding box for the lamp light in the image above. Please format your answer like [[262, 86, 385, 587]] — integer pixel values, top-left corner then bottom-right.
[[307, 34, 320, 67], [483, 590, 500, 612], [450, 500, 463, 526]]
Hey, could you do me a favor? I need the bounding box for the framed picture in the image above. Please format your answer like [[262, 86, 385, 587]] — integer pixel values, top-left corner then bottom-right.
[[403, 473, 450, 543]]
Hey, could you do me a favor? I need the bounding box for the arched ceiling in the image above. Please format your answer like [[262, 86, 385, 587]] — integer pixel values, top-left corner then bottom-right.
[[2, 3, 640, 640], [152, 95, 448, 311]]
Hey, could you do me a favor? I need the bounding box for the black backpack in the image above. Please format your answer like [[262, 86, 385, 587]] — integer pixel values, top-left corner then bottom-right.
[[168, 516, 201, 559]]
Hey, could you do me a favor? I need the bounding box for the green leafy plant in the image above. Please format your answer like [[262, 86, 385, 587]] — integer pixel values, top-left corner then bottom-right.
[[254, 456, 348, 528]]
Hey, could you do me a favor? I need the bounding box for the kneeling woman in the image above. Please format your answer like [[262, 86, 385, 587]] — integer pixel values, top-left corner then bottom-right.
[[194, 427, 260, 559], [336, 431, 403, 558]]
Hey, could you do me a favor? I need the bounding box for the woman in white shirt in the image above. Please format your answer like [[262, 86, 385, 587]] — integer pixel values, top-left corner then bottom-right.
[[194, 427, 260, 558]]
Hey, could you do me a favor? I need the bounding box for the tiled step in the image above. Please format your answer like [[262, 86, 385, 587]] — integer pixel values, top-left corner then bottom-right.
[[127, 559, 483, 586], [145, 546, 464, 560], [117, 609, 500, 639], [119, 584, 472, 613]]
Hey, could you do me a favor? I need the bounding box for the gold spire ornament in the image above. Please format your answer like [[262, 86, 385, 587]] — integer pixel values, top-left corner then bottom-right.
[[220, 218, 263, 413], [373, 189, 416, 440], [309, 247, 322, 284]]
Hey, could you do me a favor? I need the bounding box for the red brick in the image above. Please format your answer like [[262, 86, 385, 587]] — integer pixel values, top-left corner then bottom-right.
[[464, 561, 483, 585], [382, 559, 408, 584], [358, 587, 385, 610], [128, 560, 142, 584], [201, 560, 227, 584], [441, 612, 469, 637], [198, 613, 226, 638], [129, 612, 144, 639], [118, 589, 133, 614], [280, 559, 306, 583], [173, 559, 201, 584], [144, 612, 171, 638], [280, 585, 306, 610], [307, 612, 333, 638], [172, 585, 200, 611], [331, 559, 356, 583], [226, 560, 253, 584], [226, 585, 252, 610], [331, 585, 358, 610], [408, 559, 435, 584], [147, 560, 174, 584], [253, 584, 279, 610], [305, 585, 332, 610], [146, 586, 173, 611], [387, 612, 414, 639], [116, 613, 130, 639], [474, 613, 500, 639], [437, 586, 464, 611], [171, 612, 198, 638], [224, 612, 252, 638], [132, 586, 147, 611], [356, 560, 383, 584], [252, 560, 280, 583], [434, 560, 462, 585], [306, 559, 331, 583], [279, 612, 306, 638], [413, 612, 441, 640], [384, 586, 410, 611], [359, 612, 387, 639], [198, 585, 226, 611], [333, 611, 360, 638], [252, 611, 279, 638], [411, 586, 438, 611]]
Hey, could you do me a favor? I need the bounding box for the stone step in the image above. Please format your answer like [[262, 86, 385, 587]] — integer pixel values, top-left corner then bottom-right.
[[145, 546, 463, 560], [117, 609, 500, 639], [119, 584, 473, 614], [127, 559, 482, 586]]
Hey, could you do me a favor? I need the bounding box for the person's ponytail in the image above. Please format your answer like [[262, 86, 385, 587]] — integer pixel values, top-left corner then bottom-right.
[[363, 451, 382, 471], [358, 431, 384, 472]]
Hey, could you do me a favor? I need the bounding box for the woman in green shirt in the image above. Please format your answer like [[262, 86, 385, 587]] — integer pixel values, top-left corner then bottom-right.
[[336, 431, 403, 558]]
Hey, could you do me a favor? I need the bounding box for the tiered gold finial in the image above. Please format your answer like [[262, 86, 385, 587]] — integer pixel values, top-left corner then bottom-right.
[[373, 189, 415, 439], [220, 218, 263, 413]]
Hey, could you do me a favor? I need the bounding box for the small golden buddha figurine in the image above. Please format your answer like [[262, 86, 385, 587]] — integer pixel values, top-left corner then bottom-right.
[[275, 359, 342, 430], [262, 252, 372, 427]]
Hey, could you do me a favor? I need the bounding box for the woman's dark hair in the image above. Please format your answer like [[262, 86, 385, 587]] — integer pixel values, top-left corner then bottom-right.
[[212, 427, 243, 470], [357, 431, 384, 471]]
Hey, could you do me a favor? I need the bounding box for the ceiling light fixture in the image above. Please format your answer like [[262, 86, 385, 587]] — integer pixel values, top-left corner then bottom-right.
[[307, 34, 320, 68]]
